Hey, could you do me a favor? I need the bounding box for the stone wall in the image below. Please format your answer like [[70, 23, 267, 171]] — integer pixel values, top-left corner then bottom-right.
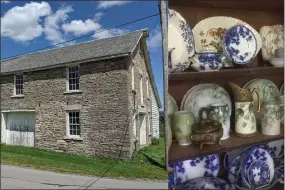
[[1, 57, 133, 159]]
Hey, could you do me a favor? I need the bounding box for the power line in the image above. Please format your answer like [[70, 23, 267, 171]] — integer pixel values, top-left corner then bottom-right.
[[2, 13, 159, 61]]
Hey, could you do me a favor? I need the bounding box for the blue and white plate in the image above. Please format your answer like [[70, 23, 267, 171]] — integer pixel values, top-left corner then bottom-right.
[[168, 9, 195, 73], [223, 25, 257, 65], [174, 154, 219, 184], [175, 177, 235, 190], [268, 139, 284, 160], [242, 147, 274, 188], [247, 160, 271, 188]]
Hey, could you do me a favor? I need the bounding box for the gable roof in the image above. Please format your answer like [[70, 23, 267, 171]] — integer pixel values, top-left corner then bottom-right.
[[1, 29, 146, 74]]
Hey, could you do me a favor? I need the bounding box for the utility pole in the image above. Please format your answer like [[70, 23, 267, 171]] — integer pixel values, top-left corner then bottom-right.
[[159, 0, 168, 171]]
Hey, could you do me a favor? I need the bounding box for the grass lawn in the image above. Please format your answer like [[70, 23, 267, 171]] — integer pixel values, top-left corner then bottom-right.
[[1, 137, 167, 180]]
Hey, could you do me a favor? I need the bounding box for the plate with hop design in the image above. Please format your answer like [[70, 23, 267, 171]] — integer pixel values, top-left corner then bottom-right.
[[168, 9, 195, 73]]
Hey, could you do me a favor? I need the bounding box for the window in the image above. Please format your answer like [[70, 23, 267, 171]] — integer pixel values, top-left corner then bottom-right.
[[67, 66, 80, 91], [67, 111, 80, 137], [14, 74, 23, 95], [140, 78, 144, 104], [146, 78, 149, 98], [133, 114, 137, 138], [131, 65, 135, 90]]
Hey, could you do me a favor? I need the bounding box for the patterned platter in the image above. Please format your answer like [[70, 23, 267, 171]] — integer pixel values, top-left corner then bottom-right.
[[243, 78, 280, 125], [223, 25, 257, 65], [259, 25, 284, 60], [192, 16, 262, 56], [168, 9, 195, 73]]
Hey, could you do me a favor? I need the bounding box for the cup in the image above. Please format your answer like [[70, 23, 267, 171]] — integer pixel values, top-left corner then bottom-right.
[[199, 103, 230, 140], [172, 110, 196, 146]]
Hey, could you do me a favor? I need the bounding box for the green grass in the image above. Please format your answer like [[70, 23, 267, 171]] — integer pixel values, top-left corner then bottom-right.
[[0, 138, 167, 180]]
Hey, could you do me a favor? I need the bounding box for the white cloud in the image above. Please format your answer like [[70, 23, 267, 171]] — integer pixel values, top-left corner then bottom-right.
[[1, 1, 10, 4], [147, 27, 162, 49], [93, 12, 104, 22], [97, 1, 131, 9], [93, 28, 128, 39], [1, 1, 51, 42], [62, 19, 101, 36], [43, 5, 73, 45]]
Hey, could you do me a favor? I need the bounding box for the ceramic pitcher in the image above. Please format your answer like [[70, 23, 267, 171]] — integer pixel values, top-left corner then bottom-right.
[[172, 110, 196, 146], [229, 82, 261, 137], [199, 103, 230, 140], [261, 99, 284, 135]]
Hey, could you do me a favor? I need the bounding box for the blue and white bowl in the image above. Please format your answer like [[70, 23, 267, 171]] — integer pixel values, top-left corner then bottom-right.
[[174, 154, 220, 185], [175, 177, 235, 190], [190, 52, 224, 72]]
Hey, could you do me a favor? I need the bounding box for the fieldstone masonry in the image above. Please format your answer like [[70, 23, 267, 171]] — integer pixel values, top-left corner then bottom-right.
[[1, 45, 152, 159]]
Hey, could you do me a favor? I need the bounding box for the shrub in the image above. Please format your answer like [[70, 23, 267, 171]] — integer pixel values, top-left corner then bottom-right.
[[151, 138, 159, 145]]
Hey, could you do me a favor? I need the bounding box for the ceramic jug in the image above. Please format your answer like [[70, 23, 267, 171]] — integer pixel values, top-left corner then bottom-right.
[[199, 103, 230, 140], [172, 110, 196, 146], [261, 99, 284, 135], [229, 82, 261, 137]]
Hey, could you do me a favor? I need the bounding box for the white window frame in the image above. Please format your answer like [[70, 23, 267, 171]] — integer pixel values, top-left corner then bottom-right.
[[140, 77, 144, 105], [66, 110, 81, 138], [146, 78, 150, 98], [131, 65, 135, 90], [14, 74, 24, 96], [133, 114, 137, 138], [66, 65, 80, 91]]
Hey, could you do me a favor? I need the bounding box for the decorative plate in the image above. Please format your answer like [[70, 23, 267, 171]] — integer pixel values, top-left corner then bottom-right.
[[268, 139, 284, 159], [223, 25, 257, 64], [168, 94, 179, 116], [168, 9, 195, 73], [175, 177, 235, 190], [181, 83, 232, 120], [242, 147, 274, 188], [174, 154, 219, 184], [180, 84, 201, 110], [192, 16, 262, 54], [275, 159, 284, 184], [226, 144, 269, 184], [243, 78, 280, 124], [259, 25, 284, 60], [247, 160, 271, 188]]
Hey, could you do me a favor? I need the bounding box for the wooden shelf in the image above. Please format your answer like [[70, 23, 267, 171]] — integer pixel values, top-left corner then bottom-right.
[[271, 183, 284, 190], [169, 67, 284, 81], [169, 128, 284, 163], [169, 0, 284, 12]]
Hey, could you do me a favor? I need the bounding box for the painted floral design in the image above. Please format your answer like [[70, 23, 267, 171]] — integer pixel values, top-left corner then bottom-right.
[[224, 25, 256, 64], [197, 53, 224, 70], [247, 161, 270, 188], [199, 27, 227, 52]]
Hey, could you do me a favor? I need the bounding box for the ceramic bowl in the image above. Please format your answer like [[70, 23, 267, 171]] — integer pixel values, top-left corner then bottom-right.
[[190, 52, 224, 72], [269, 58, 284, 67]]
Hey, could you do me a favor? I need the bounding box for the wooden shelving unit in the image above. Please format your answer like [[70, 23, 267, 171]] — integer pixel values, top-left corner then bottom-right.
[[169, 128, 284, 163], [168, 0, 284, 189]]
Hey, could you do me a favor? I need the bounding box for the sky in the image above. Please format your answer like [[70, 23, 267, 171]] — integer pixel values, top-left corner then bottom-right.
[[1, 1, 164, 109]]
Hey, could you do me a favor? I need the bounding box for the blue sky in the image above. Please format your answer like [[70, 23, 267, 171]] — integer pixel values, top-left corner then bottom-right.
[[1, 1, 164, 108]]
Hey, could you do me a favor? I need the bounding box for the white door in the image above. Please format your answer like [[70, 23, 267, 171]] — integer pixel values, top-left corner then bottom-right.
[[139, 114, 147, 145], [4, 112, 35, 147]]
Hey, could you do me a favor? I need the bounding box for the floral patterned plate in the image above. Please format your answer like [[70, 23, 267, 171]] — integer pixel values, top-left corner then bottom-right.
[[259, 25, 284, 61], [168, 9, 195, 73], [247, 160, 271, 188], [175, 177, 235, 190], [173, 154, 219, 185], [182, 83, 232, 121], [268, 139, 284, 160], [223, 25, 258, 65], [243, 78, 280, 125], [241, 147, 274, 188], [192, 16, 261, 55]]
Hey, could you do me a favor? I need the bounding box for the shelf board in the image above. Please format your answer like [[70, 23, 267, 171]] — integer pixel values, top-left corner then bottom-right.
[[169, 67, 284, 81], [169, 128, 284, 163], [169, 0, 284, 12]]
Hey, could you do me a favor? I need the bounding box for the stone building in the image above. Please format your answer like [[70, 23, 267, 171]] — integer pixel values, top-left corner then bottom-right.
[[0, 29, 162, 159]]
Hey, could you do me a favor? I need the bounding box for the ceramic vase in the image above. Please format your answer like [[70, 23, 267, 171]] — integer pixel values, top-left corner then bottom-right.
[[167, 116, 173, 152], [172, 110, 196, 146], [199, 103, 230, 140], [261, 100, 284, 135], [235, 102, 257, 137]]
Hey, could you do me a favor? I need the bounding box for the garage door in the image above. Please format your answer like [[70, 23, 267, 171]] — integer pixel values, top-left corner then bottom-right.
[[1, 112, 35, 147]]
